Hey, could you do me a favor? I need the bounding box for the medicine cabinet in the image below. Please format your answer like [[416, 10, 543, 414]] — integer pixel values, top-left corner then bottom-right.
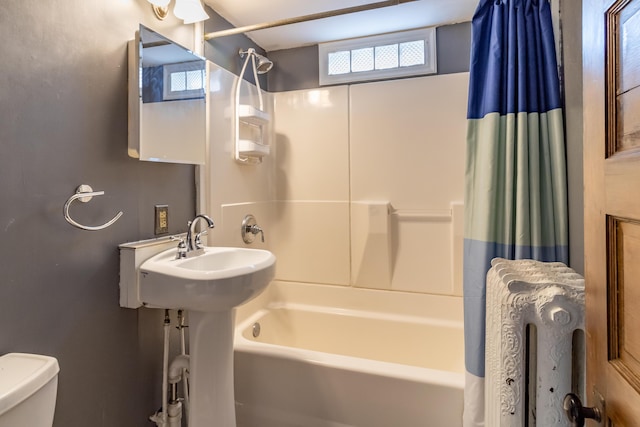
[[128, 25, 206, 164]]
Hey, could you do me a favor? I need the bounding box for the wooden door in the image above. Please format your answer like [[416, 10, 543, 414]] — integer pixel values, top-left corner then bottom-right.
[[584, 0, 640, 424]]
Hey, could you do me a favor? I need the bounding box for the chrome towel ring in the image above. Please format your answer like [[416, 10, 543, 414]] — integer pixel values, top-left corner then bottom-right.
[[63, 184, 123, 231]]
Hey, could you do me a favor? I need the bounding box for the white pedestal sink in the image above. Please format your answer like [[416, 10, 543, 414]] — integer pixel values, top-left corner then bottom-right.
[[139, 246, 276, 427]]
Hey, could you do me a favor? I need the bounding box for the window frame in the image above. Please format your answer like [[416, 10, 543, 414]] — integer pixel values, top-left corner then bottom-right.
[[318, 27, 437, 86]]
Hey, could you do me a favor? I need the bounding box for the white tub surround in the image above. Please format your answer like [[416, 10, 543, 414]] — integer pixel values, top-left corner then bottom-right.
[[201, 67, 470, 427]]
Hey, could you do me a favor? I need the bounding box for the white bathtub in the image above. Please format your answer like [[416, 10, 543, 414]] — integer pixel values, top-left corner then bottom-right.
[[233, 281, 464, 427]]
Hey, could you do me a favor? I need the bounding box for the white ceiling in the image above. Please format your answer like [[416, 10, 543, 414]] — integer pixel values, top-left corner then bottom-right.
[[203, 0, 477, 51]]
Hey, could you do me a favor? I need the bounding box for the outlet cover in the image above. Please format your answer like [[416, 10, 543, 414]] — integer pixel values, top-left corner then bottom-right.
[[155, 205, 169, 235]]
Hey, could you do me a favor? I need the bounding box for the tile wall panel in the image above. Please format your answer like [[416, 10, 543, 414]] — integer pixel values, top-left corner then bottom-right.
[[350, 73, 469, 295], [271, 201, 350, 285], [349, 73, 468, 209], [273, 87, 350, 201]]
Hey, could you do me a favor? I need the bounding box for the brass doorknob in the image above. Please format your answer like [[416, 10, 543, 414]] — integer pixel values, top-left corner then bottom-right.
[[563, 393, 601, 426]]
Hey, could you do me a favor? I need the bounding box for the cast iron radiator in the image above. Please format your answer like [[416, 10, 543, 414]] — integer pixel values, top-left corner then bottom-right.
[[485, 258, 585, 426]]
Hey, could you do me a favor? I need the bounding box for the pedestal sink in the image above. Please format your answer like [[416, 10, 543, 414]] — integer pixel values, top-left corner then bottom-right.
[[139, 246, 276, 427]]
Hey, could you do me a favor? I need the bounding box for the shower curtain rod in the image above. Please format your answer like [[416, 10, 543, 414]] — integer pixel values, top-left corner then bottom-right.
[[204, 0, 420, 41]]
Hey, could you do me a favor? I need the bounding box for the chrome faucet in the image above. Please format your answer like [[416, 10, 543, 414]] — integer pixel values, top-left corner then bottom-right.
[[184, 214, 215, 257]]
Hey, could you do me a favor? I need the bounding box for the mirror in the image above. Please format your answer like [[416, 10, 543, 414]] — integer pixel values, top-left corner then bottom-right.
[[128, 25, 206, 164]]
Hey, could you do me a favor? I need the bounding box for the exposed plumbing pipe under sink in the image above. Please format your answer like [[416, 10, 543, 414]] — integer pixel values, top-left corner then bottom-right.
[[150, 310, 190, 427]]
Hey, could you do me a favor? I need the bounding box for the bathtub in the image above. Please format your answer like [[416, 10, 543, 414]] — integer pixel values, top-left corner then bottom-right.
[[233, 281, 464, 427]]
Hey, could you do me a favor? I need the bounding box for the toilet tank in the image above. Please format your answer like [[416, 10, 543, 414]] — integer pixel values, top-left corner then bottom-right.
[[0, 353, 59, 427]]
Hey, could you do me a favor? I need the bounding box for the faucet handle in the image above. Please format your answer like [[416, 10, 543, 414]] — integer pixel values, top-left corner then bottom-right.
[[241, 214, 265, 244], [170, 235, 188, 259], [251, 225, 265, 243]]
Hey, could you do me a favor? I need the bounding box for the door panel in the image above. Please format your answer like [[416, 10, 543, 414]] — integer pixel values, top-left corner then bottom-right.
[[585, 0, 640, 424], [612, 0, 640, 154], [618, 89, 640, 151], [608, 218, 640, 393], [618, 1, 640, 94]]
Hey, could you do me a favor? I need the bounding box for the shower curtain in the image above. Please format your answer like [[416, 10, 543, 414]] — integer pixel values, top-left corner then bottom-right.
[[463, 0, 568, 425]]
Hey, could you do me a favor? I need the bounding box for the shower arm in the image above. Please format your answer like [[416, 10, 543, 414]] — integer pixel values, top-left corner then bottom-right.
[[204, 0, 420, 40]]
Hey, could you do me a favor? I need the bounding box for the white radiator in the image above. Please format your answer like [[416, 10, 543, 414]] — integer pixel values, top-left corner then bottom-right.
[[485, 258, 585, 426]]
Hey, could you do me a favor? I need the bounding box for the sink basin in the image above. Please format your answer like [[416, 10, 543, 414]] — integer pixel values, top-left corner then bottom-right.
[[139, 246, 276, 312]]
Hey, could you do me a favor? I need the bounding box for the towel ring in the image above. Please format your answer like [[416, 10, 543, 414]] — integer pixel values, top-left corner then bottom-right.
[[63, 185, 123, 231]]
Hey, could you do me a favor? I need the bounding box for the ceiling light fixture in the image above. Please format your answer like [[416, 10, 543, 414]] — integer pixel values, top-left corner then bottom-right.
[[147, 0, 209, 24]]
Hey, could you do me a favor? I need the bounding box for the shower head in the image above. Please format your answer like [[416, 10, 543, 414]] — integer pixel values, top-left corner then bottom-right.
[[239, 48, 273, 74], [254, 55, 273, 74]]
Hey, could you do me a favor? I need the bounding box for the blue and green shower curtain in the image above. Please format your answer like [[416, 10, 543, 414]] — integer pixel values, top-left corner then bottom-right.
[[463, 0, 568, 425]]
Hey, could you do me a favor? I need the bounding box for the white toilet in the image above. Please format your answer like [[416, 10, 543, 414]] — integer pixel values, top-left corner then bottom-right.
[[0, 353, 59, 427]]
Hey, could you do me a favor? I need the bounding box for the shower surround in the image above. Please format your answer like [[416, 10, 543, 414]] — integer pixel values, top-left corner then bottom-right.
[[201, 62, 469, 425]]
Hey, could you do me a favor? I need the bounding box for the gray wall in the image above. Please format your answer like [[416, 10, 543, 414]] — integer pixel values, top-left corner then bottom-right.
[[436, 22, 473, 75], [0, 2, 198, 426], [560, 0, 584, 275], [267, 22, 472, 92]]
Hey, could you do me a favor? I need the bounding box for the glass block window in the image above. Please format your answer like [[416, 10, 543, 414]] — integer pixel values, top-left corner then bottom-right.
[[186, 70, 204, 90], [328, 51, 351, 75], [171, 72, 187, 91], [352, 48, 374, 72], [375, 44, 399, 70], [163, 61, 206, 100], [400, 41, 425, 67], [319, 27, 436, 86]]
